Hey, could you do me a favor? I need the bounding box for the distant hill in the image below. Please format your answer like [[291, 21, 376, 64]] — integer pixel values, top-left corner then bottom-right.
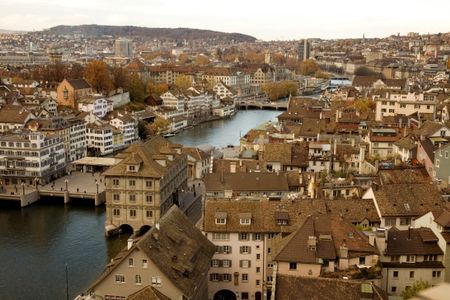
[[43, 24, 257, 42]]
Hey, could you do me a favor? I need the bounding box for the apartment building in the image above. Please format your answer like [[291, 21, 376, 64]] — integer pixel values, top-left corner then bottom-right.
[[77, 96, 113, 118], [0, 131, 66, 185], [0, 105, 34, 133], [84, 206, 215, 300], [379, 227, 445, 296], [102, 136, 188, 235], [109, 116, 138, 145], [366, 128, 401, 159], [66, 116, 87, 162], [86, 124, 114, 156], [374, 91, 436, 122]]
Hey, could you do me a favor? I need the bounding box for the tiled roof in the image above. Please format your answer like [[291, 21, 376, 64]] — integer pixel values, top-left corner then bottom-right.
[[275, 275, 387, 300], [137, 206, 215, 299], [204, 172, 290, 192], [66, 78, 91, 90], [127, 286, 171, 300], [0, 104, 32, 124], [385, 227, 443, 256]]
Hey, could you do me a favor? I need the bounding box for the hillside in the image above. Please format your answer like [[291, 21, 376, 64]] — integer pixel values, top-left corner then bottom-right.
[[43, 24, 257, 42]]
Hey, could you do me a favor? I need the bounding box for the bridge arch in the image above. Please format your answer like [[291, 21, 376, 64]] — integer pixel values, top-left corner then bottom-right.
[[119, 224, 134, 234], [138, 225, 151, 236], [214, 289, 237, 300]]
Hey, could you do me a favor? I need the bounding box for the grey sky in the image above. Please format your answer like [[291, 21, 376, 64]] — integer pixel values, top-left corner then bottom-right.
[[1, 0, 449, 40]]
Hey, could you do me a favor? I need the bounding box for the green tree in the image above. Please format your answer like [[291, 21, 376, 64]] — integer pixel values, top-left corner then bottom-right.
[[111, 67, 130, 90], [84, 60, 113, 93], [401, 280, 430, 299], [128, 74, 146, 102]]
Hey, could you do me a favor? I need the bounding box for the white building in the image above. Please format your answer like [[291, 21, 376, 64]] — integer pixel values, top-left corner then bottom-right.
[[66, 116, 87, 162], [307, 141, 331, 173], [86, 124, 114, 156], [77, 97, 113, 119], [0, 131, 66, 185], [109, 116, 138, 145], [374, 91, 437, 121]]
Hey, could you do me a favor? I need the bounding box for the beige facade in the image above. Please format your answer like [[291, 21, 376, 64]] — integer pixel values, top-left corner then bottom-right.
[[103, 137, 188, 234], [56, 79, 92, 108]]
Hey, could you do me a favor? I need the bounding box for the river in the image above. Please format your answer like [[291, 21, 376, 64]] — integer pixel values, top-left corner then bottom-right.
[[0, 109, 280, 300]]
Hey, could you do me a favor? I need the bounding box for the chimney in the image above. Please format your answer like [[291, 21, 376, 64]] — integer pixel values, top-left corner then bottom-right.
[[127, 238, 133, 250], [155, 223, 160, 230], [351, 139, 355, 147], [339, 244, 348, 258], [333, 142, 337, 156], [172, 255, 178, 263]]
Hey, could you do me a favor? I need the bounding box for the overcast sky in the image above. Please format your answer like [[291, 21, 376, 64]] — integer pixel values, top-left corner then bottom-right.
[[1, 0, 449, 40]]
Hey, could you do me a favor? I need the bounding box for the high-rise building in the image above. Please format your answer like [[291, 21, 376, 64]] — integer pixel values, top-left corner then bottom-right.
[[114, 38, 134, 58], [297, 39, 311, 61]]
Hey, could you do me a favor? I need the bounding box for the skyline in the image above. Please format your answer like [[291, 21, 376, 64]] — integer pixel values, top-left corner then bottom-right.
[[1, 0, 449, 40]]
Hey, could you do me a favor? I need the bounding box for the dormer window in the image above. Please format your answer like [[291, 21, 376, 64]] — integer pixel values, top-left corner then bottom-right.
[[215, 212, 227, 225], [275, 211, 289, 226], [240, 213, 252, 225], [128, 165, 136, 172]]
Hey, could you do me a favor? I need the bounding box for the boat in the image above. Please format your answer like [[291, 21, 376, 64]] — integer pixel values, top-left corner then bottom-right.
[[163, 133, 176, 138]]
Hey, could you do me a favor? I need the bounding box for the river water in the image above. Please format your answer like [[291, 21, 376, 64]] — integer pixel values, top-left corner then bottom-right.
[[0, 109, 280, 300]]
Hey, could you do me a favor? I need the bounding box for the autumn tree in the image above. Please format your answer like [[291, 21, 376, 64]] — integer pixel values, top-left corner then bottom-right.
[[349, 98, 376, 113], [150, 117, 171, 135], [195, 54, 210, 66], [84, 60, 113, 93], [272, 53, 286, 65], [286, 57, 298, 71], [298, 59, 319, 76], [67, 63, 85, 80], [314, 70, 330, 79], [111, 67, 130, 90], [401, 280, 430, 299], [262, 80, 298, 101], [354, 66, 378, 76], [174, 74, 192, 90], [178, 53, 189, 64], [146, 81, 169, 96], [127, 73, 146, 102]]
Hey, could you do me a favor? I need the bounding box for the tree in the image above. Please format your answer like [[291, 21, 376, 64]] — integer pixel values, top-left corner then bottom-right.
[[178, 53, 189, 64], [150, 117, 170, 135], [354, 66, 378, 76], [84, 60, 113, 93], [298, 59, 319, 76], [174, 74, 192, 90], [314, 70, 330, 79], [262, 80, 298, 101], [195, 54, 210, 66], [401, 280, 430, 299], [111, 67, 130, 90], [128, 74, 146, 102], [146, 81, 168, 96], [137, 120, 150, 140]]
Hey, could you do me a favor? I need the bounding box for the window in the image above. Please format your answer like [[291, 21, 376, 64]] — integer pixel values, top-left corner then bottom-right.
[[128, 165, 135, 172], [146, 210, 153, 218], [393, 271, 399, 278], [129, 194, 136, 202], [359, 257, 366, 265], [211, 259, 220, 268], [113, 179, 119, 186], [113, 194, 120, 201], [406, 255, 415, 263], [151, 276, 161, 286], [222, 260, 232, 268], [385, 218, 396, 226], [213, 233, 229, 240], [256, 267, 261, 273], [130, 210, 136, 217], [239, 233, 249, 241], [391, 256, 400, 262], [210, 273, 220, 281], [215, 218, 226, 225], [115, 275, 125, 283], [289, 262, 297, 270], [256, 254, 261, 260], [241, 292, 249, 300], [267, 276, 273, 282], [223, 273, 232, 281], [113, 209, 120, 216], [392, 287, 397, 293], [256, 279, 261, 286], [410, 271, 414, 278], [135, 275, 141, 285], [436, 159, 440, 168], [241, 274, 248, 282], [433, 271, 441, 278], [240, 260, 251, 268], [129, 180, 135, 186], [240, 246, 251, 254], [146, 195, 153, 203], [146, 180, 152, 188], [128, 258, 134, 267], [215, 245, 232, 254], [240, 218, 251, 225], [446, 151, 449, 159], [142, 259, 148, 268], [253, 233, 262, 241]]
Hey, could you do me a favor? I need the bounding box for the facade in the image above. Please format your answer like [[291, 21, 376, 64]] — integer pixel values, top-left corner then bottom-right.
[[56, 79, 93, 108], [77, 97, 113, 118], [114, 38, 134, 58], [0, 131, 66, 185], [434, 143, 450, 187], [374, 92, 436, 121], [182, 147, 210, 180], [86, 124, 114, 156], [66, 116, 87, 162], [85, 206, 215, 300], [0, 105, 34, 133], [366, 128, 400, 159], [102, 136, 188, 234], [379, 227, 445, 297], [109, 116, 138, 146]]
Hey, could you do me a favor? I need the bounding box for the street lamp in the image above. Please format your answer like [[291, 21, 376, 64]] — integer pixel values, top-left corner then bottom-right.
[[21, 182, 25, 195]]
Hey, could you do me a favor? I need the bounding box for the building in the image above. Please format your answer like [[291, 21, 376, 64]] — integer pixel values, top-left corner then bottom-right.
[[84, 206, 215, 300], [114, 38, 134, 58], [86, 124, 114, 156], [434, 143, 450, 187], [374, 91, 436, 122], [182, 147, 210, 180], [102, 136, 188, 235], [273, 215, 379, 278], [366, 128, 401, 159], [297, 39, 311, 61], [77, 96, 113, 119], [0, 131, 66, 185], [109, 116, 138, 146], [56, 79, 93, 108], [0, 105, 34, 133], [379, 227, 445, 297], [66, 116, 87, 162]]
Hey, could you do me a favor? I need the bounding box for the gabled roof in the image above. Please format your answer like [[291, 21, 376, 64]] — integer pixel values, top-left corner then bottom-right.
[[385, 227, 443, 256], [137, 206, 215, 299], [65, 78, 91, 90], [204, 172, 290, 192], [275, 275, 387, 300]]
